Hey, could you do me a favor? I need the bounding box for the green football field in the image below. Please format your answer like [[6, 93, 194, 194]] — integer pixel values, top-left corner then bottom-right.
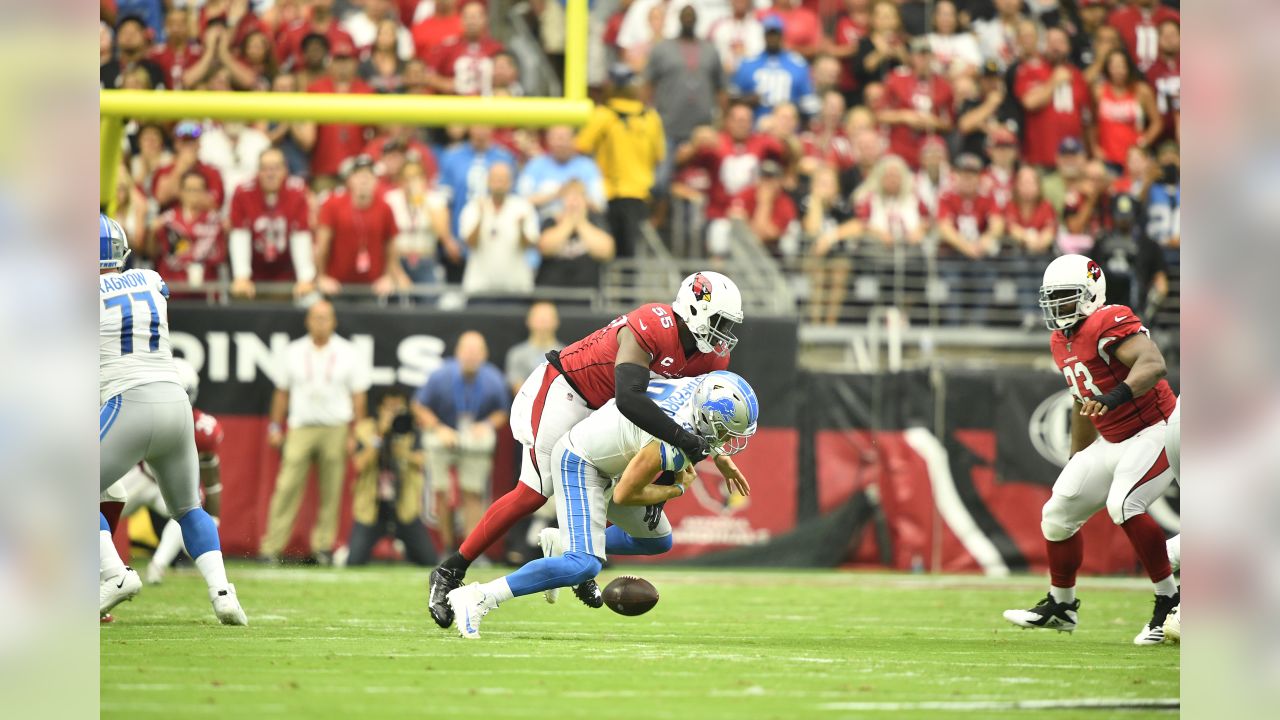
[[100, 563, 1178, 719]]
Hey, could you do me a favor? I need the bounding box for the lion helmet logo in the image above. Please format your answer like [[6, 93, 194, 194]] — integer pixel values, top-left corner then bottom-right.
[[1086, 260, 1102, 281], [690, 273, 713, 302]]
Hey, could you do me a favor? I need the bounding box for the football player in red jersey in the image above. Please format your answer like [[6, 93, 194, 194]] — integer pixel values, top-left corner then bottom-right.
[[1004, 254, 1180, 645], [428, 272, 750, 628]]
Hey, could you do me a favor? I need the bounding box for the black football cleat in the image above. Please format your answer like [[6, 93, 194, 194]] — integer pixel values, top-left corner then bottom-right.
[[573, 579, 604, 609], [1134, 591, 1179, 645], [429, 566, 463, 628], [1003, 593, 1080, 633]]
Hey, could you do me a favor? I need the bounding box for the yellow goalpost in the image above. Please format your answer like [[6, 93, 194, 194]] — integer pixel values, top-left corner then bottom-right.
[[100, 0, 591, 215]]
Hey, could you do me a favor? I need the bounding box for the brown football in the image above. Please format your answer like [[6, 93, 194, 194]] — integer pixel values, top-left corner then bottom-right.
[[602, 576, 659, 616]]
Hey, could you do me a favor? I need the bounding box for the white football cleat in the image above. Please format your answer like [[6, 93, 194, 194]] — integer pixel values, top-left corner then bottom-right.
[[211, 584, 248, 626], [1163, 605, 1180, 644], [1003, 593, 1079, 633], [100, 567, 142, 616], [448, 583, 494, 639], [1134, 592, 1179, 646], [538, 527, 563, 604]]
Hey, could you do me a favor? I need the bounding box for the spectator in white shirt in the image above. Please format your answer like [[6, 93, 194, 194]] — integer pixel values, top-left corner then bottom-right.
[[927, 0, 982, 77], [460, 163, 539, 295], [973, 0, 1027, 70], [708, 0, 765, 74], [260, 300, 372, 565], [383, 157, 460, 286], [198, 120, 273, 203], [342, 0, 415, 59]]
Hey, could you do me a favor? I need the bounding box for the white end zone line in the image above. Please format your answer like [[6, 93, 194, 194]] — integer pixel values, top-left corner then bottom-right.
[[818, 698, 1179, 712]]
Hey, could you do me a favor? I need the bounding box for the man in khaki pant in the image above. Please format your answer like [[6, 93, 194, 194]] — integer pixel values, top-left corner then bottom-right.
[[261, 300, 370, 564]]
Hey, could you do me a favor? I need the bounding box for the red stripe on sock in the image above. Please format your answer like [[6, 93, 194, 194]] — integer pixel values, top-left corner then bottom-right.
[[1121, 513, 1173, 583], [1047, 533, 1083, 589], [458, 483, 548, 562]]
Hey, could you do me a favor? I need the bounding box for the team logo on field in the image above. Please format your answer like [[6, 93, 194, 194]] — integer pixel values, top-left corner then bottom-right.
[[690, 463, 750, 516], [1086, 260, 1102, 281], [691, 273, 713, 302]]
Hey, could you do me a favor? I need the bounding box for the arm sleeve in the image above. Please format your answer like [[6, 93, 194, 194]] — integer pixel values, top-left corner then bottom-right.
[[290, 230, 316, 282], [229, 228, 253, 279], [613, 362, 697, 450]]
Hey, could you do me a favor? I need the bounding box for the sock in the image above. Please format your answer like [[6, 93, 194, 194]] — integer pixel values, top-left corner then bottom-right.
[[1120, 513, 1173, 583], [605, 526, 673, 556], [152, 519, 186, 571], [100, 513, 127, 581], [194, 551, 230, 593], [478, 577, 515, 606], [1154, 574, 1178, 597], [1050, 585, 1076, 604], [101, 501, 124, 534], [440, 551, 470, 574], [1046, 533, 1083, 589], [504, 551, 602, 598], [457, 483, 547, 562], [1167, 534, 1181, 574]]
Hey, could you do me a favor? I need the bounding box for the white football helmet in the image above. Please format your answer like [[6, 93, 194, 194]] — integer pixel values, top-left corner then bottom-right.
[[692, 371, 759, 456], [174, 358, 200, 405], [1039, 254, 1107, 331], [672, 271, 744, 357]]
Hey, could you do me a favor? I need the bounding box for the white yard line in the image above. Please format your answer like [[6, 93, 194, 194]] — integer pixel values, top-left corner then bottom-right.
[[817, 698, 1179, 711]]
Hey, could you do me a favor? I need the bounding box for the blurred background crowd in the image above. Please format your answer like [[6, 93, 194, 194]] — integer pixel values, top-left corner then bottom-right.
[[100, 0, 1180, 329]]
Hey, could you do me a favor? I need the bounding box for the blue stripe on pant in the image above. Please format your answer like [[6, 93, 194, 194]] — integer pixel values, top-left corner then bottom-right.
[[99, 396, 122, 441], [560, 450, 594, 556]]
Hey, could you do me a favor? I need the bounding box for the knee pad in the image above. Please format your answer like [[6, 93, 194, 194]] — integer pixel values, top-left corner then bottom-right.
[[562, 551, 603, 586], [632, 534, 673, 555], [1041, 498, 1081, 542]]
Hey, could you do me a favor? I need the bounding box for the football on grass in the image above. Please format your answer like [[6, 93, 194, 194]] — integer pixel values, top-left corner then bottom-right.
[[603, 576, 659, 616]]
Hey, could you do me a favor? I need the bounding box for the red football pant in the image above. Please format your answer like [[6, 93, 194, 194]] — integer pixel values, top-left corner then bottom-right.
[[1121, 513, 1174, 582], [1047, 533, 1084, 588], [458, 483, 547, 562]]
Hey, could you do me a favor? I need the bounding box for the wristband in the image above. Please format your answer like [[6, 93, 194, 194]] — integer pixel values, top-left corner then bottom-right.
[[1095, 381, 1134, 410], [268, 422, 282, 434], [672, 484, 686, 498]]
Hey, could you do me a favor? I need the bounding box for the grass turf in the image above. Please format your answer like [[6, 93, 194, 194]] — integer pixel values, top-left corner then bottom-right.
[[101, 563, 1178, 719]]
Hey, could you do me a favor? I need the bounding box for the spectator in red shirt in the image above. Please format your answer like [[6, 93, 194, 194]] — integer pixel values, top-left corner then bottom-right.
[[185, 16, 266, 93], [412, 0, 463, 64], [151, 122, 226, 211], [676, 102, 786, 223], [1006, 166, 1056, 256], [148, 6, 204, 89], [234, 28, 279, 89], [724, 159, 797, 254], [365, 127, 439, 183], [767, 0, 823, 59], [915, 134, 952, 218], [876, 37, 953, 170], [799, 91, 854, 178], [316, 156, 407, 296], [278, 0, 355, 71], [147, 171, 227, 291], [229, 148, 316, 299], [1146, 20, 1179, 144], [1062, 158, 1113, 243], [1093, 49, 1163, 169], [428, 1, 503, 95], [301, 38, 374, 188], [1015, 26, 1091, 169], [937, 153, 1004, 259], [981, 127, 1019, 210], [1108, 0, 1179, 73]]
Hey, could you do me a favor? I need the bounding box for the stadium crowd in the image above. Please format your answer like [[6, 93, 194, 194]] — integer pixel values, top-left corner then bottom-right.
[[101, 0, 1180, 325]]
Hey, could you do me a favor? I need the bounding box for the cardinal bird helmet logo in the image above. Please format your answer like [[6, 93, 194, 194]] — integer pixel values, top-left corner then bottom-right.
[[1086, 260, 1102, 281], [690, 273, 713, 302]]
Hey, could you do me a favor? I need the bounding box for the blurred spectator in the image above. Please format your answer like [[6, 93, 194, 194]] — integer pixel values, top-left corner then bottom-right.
[[536, 180, 617, 289], [732, 15, 819, 121], [359, 17, 409, 93], [707, 0, 764, 75], [914, 135, 952, 218], [229, 148, 316, 298], [955, 60, 1012, 161], [460, 163, 539, 295], [623, 1, 669, 72], [365, 126, 439, 182], [1015, 26, 1089, 168], [575, 64, 665, 258], [439, 126, 518, 242], [799, 91, 853, 179], [101, 15, 166, 89], [1072, 0, 1112, 70], [998, 17, 1041, 134], [852, 0, 908, 94], [265, 74, 315, 177], [937, 153, 1004, 259], [294, 32, 332, 91], [195, 0, 259, 46], [401, 57, 432, 94], [1040, 136, 1085, 215], [114, 164, 149, 251], [504, 302, 563, 395], [302, 37, 374, 188], [344, 0, 414, 58], [412, 331, 509, 552], [1093, 193, 1169, 315], [261, 300, 370, 565], [114, 0, 166, 42], [927, 0, 981, 77], [129, 123, 171, 197], [411, 0, 462, 63], [147, 171, 227, 289], [101, 22, 114, 65], [1081, 19, 1123, 86], [768, 0, 822, 59], [147, 6, 203, 90], [830, 0, 871, 106], [383, 156, 459, 286], [800, 164, 860, 325], [199, 121, 272, 196], [810, 54, 843, 98], [316, 156, 407, 296], [715, 156, 797, 256], [646, 5, 726, 188], [840, 124, 884, 199], [1107, 0, 1179, 72], [1146, 20, 1179, 144], [973, 0, 1025, 70], [517, 126, 606, 220], [1094, 49, 1163, 170], [852, 155, 927, 246], [233, 28, 280, 89], [185, 16, 261, 91], [278, 0, 356, 71], [428, 1, 503, 95], [1005, 166, 1057, 256], [491, 51, 524, 96], [1111, 144, 1155, 202], [1062, 158, 1112, 244], [981, 127, 1019, 209], [676, 102, 784, 236], [345, 390, 436, 567], [151, 121, 227, 211], [758, 102, 804, 174], [1145, 140, 1179, 248], [876, 37, 953, 170]]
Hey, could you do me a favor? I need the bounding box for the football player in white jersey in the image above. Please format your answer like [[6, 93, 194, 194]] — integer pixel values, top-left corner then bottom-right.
[[446, 371, 758, 638], [98, 214, 246, 625]]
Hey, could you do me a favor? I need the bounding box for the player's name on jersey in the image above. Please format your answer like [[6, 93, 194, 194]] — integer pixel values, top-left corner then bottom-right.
[[100, 271, 154, 294]]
